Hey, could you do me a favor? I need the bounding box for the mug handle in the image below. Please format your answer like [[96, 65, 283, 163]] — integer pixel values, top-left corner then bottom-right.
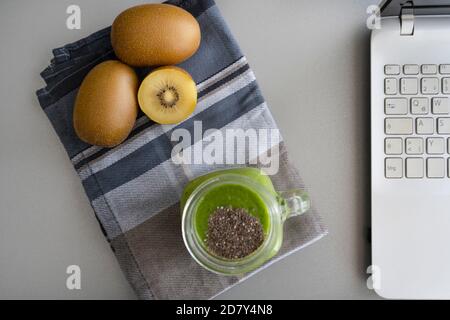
[[278, 189, 311, 221]]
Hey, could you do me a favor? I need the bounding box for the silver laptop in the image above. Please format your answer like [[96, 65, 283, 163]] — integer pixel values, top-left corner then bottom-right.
[[371, 0, 450, 299]]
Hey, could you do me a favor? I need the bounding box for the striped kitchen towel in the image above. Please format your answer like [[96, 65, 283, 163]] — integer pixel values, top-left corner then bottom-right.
[[36, 0, 327, 299]]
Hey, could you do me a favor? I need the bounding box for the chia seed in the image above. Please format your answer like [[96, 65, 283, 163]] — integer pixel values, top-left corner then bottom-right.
[[205, 207, 264, 260]]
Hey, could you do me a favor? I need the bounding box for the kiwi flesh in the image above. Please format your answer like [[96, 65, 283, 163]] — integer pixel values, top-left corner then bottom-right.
[[138, 66, 197, 124]]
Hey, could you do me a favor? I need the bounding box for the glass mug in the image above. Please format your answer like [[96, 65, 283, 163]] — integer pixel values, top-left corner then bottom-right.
[[181, 167, 310, 275]]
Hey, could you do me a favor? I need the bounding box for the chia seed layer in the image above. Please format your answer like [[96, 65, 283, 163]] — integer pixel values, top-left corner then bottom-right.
[[205, 207, 264, 260]]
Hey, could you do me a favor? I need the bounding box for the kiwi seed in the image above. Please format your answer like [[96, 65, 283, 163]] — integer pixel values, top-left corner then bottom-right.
[[157, 85, 180, 108]]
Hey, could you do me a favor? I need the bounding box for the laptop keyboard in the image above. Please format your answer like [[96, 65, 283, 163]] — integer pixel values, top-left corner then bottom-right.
[[384, 64, 450, 179]]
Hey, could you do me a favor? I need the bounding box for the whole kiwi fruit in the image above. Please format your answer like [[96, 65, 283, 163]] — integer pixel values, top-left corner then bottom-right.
[[73, 60, 139, 147], [111, 4, 201, 67]]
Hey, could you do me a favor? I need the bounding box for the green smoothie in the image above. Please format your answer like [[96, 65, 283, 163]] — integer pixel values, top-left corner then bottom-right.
[[180, 168, 276, 242]]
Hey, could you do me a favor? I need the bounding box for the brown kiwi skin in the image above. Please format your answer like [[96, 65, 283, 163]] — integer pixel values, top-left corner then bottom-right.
[[111, 4, 201, 67], [73, 60, 139, 148], [152, 65, 194, 78]]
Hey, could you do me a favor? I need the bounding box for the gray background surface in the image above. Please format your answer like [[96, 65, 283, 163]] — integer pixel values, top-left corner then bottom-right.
[[0, 0, 379, 299]]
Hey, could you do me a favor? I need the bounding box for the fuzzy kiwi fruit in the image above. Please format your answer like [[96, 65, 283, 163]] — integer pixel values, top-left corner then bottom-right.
[[138, 66, 197, 125], [111, 4, 201, 67], [73, 60, 139, 147]]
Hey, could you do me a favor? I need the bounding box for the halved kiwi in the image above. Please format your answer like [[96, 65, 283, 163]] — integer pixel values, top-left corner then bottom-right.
[[138, 66, 197, 124]]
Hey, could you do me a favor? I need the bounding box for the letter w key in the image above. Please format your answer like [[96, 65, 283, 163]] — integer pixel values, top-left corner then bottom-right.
[[432, 98, 449, 114]]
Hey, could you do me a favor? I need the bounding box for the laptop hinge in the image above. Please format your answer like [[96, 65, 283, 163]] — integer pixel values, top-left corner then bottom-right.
[[400, 5, 414, 36]]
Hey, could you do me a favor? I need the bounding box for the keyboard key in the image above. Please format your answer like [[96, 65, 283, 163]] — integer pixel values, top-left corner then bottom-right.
[[385, 65, 400, 75], [411, 98, 429, 114], [422, 64, 437, 74], [427, 138, 445, 154], [385, 98, 407, 115], [448, 138, 450, 153], [385, 118, 413, 135], [406, 138, 423, 154], [440, 64, 450, 74], [416, 118, 434, 135], [448, 158, 450, 177], [400, 78, 418, 94], [406, 158, 424, 178], [427, 158, 445, 178], [385, 158, 403, 178], [385, 138, 402, 155], [385, 78, 397, 95], [437, 118, 450, 134], [404, 64, 419, 75], [443, 78, 450, 94], [421, 77, 439, 94], [432, 97, 449, 114]]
